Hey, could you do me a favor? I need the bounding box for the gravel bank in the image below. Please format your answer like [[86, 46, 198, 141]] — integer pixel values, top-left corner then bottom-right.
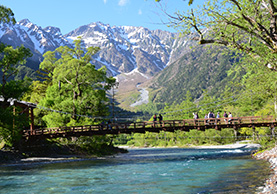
[[254, 145, 277, 193]]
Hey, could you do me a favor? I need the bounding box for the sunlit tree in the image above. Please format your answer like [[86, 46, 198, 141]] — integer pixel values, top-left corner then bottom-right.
[[0, 5, 16, 25], [159, 0, 277, 70], [39, 37, 115, 127]]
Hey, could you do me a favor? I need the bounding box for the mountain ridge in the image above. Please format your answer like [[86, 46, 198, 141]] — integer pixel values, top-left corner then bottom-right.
[[0, 19, 193, 78]]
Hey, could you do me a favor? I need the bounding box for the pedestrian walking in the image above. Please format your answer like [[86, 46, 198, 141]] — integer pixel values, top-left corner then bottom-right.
[[158, 114, 163, 127]]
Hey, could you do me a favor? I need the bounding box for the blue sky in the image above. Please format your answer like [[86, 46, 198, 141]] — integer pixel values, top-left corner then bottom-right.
[[1, 0, 202, 34]]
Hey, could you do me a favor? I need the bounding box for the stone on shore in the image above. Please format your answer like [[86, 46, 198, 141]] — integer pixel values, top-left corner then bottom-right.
[[254, 145, 277, 193]]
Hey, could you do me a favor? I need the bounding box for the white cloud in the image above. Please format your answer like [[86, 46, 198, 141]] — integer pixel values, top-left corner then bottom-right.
[[138, 9, 142, 15], [118, 0, 129, 6], [103, 0, 107, 4]]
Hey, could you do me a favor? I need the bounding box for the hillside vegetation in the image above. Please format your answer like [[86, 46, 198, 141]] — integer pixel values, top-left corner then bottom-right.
[[149, 45, 239, 105]]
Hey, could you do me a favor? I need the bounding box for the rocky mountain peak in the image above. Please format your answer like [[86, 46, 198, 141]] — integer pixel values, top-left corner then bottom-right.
[[18, 19, 32, 26], [43, 26, 62, 36], [0, 19, 194, 78]]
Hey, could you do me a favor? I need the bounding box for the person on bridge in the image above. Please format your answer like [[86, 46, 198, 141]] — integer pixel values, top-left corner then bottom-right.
[[228, 112, 233, 124], [193, 112, 199, 120], [100, 121, 104, 130], [205, 114, 208, 125], [208, 111, 214, 124], [208, 111, 214, 118], [223, 111, 228, 123], [158, 114, 163, 127], [153, 114, 157, 122], [193, 112, 199, 125], [216, 112, 220, 124]]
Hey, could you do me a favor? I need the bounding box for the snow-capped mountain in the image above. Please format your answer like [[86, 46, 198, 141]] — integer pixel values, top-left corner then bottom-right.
[[65, 22, 196, 76], [0, 19, 69, 63], [0, 19, 195, 77]]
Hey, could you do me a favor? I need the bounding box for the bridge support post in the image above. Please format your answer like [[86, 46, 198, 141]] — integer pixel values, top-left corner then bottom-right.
[[271, 124, 275, 138], [252, 125, 256, 141], [233, 126, 237, 140]]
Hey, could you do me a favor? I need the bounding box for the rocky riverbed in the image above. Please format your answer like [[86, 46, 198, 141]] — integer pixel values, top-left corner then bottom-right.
[[254, 145, 277, 193]]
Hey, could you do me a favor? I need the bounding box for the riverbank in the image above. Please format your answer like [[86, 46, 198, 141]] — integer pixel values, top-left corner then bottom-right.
[[0, 143, 127, 165], [254, 145, 277, 193], [118, 140, 261, 150]]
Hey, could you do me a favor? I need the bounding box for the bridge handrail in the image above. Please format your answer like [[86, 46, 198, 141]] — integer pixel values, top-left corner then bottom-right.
[[23, 115, 276, 137]]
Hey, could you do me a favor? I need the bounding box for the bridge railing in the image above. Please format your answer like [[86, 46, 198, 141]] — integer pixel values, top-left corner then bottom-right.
[[23, 115, 276, 137]]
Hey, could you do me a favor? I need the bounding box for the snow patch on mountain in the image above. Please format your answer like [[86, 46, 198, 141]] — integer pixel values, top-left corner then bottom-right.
[[95, 55, 118, 76], [0, 19, 193, 81], [125, 68, 149, 79]]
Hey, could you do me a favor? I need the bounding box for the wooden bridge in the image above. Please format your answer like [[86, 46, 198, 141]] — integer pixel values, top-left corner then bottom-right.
[[22, 116, 277, 140]]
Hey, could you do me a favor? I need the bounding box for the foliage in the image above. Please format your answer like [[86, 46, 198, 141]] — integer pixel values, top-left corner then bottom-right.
[[0, 5, 16, 25], [39, 37, 115, 127], [0, 80, 31, 146], [135, 101, 159, 120], [0, 43, 32, 96], [0, 5, 33, 147], [161, 91, 198, 120], [63, 136, 118, 156], [258, 136, 277, 150], [149, 45, 237, 105], [0, 106, 29, 147], [22, 81, 49, 126], [167, 0, 277, 70], [114, 128, 236, 147], [239, 65, 277, 116], [0, 42, 32, 147]]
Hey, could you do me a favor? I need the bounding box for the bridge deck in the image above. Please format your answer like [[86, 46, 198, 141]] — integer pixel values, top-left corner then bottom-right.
[[23, 116, 277, 139]]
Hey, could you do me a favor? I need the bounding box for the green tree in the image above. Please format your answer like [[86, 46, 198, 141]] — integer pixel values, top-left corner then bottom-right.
[[0, 5, 33, 147], [0, 44, 32, 147], [164, 0, 277, 70], [160, 91, 197, 120], [0, 44, 32, 146], [22, 80, 49, 127], [0, 5, 16, 24], [197, 90, 219, 117], [0, 44, 32, 99], [161, 102, 180, 120], [241, 65, 277, 116], [39, 37, 115, 127], [179, 90, 198, 119]]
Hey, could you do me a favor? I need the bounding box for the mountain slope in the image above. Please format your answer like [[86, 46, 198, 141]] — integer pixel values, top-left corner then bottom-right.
[[0, 20, 193, 79], [148, 45, 238, 105], [64, 22, 192, 77]]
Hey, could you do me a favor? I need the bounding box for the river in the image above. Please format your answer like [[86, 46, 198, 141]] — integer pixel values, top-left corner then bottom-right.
[[0, 148, 270, 194]]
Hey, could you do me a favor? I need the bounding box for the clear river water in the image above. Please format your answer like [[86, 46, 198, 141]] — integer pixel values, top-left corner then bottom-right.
[[0, 148, 270, 194]]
